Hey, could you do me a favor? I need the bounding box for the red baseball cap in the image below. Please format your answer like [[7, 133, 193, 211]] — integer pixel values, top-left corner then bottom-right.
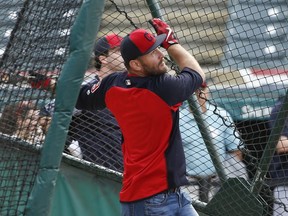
[[94, 33, 123, 57], [120, 28, 166, 64]]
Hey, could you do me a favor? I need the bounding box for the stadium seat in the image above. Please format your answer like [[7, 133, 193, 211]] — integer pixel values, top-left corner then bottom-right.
[[224, 38, 286, 59], [238, 0, 286, 4], [227, 2, 288, 23], [225, 20, 288, 41], [221, 55, 288, 70], [221, 0, 288, 70]]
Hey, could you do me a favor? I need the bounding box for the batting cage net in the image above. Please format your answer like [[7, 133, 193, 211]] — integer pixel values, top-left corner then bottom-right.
[[0, 0, 287, 215]]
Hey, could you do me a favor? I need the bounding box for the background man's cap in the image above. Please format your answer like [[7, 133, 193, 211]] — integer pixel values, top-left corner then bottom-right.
[[120, 28, 166, 64], [94, 33, 123, 57]]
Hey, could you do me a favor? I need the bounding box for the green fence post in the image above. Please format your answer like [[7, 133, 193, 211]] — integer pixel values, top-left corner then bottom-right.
[[146, 0, 163, 19], [24, 0, 105, 215], [146, 0, 227, 185], [188, 95, 227, 184]]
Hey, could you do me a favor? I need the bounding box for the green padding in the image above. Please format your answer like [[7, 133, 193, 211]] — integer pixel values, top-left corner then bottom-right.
[[0, 142, 40, 215], [25, 0, 105, 214], [50, 163, 122, 216]]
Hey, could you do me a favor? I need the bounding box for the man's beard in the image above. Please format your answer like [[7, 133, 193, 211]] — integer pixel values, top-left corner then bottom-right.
[[139, 59, 168, 76]]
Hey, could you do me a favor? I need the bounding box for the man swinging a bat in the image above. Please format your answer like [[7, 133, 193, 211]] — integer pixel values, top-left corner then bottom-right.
[[76, 18, 205, 216]]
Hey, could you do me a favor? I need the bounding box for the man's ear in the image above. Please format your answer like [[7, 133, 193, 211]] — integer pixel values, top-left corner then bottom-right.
[[98, 55, 107, 65], [129, 59, 142, 71]]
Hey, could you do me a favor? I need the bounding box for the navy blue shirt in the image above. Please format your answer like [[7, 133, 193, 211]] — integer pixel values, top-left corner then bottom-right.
[[68, 108, 123, 172]]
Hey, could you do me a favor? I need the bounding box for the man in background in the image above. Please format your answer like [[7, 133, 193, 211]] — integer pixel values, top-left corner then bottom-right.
[[42, 33, 124, 172]]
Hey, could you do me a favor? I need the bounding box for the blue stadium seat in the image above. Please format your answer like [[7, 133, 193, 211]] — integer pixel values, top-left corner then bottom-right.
[[221, 53, 288, 70], [224, 38, 286, 59], [225, 20, 288, 40], [227, 2, 288, 22], [221, 0, 288, 70], [238, 0, 286, 4]]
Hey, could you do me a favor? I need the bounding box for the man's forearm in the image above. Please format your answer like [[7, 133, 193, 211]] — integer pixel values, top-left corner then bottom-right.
[[167, 44, 205, 81]]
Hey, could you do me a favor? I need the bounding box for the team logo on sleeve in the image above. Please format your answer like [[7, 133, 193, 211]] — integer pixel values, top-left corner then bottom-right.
[[91, 80, 101, 93]]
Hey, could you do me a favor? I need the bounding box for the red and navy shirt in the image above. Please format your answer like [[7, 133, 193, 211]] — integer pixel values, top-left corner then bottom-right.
[[76, 67, 203, 202]]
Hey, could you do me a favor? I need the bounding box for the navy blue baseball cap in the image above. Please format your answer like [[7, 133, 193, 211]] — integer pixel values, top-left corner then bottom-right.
[[120, 28, 166, 64], [94, 33, 123, 57]]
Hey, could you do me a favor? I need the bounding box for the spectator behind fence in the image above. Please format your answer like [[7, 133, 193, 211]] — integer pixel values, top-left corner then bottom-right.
[[0, 101, 50, 144], [268, 95, 288, 216], [76, 18, 205, 216], [179, 82, 247, 202], [42, 33, 124, 172]]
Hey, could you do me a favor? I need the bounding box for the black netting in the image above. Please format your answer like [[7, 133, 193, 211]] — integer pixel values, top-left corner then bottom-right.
[[0, 0, 288, 215]]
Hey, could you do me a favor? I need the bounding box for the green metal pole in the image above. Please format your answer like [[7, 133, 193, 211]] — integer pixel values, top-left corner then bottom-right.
[[188, 95, 227, 184], [24, 0, 105, 215], [146, 0, 227, 184], [146, 0, 164, 18], [251, 91, 288, 196]]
